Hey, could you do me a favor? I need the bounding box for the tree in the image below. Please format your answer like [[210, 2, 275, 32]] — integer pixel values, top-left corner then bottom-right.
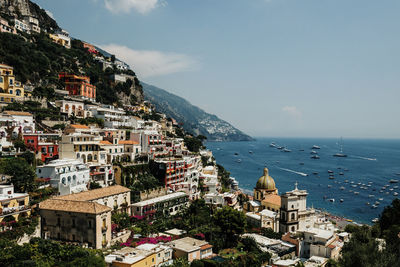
[[212, 206, 246, 248], [0, 158, 36, 192], [14, 139, 26, 151]]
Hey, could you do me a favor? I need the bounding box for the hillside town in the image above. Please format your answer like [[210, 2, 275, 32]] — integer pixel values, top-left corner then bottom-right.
[[0, 1, 399, 267], [0, 50, 350, 267]]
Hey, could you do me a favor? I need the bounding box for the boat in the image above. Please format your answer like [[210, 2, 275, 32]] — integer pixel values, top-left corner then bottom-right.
[[329, 176, 335, 180], [328, 170, 334, 174], [269, 142, 276, 147], [366, 202, 370, 205], [236, 159, 242, 163], [311, 155, 320, 159], [299, 149, 305, 152], [329, 198, 335, 202], [368, 195, 374, 198], [389, 179, 399, 183], [372, 218, 379, 223], [333, 137, 347, 157], [283, 148, 291, 152], [234, 152, 239, 155], [378, 198, 383, 201], [312, 145, 321, 149], [340, 186, 345, 190], [249, 151, 253, 154], [394, 192, 399, 196], [310, 150, 318, 154], [328, 185, 332, 188], [354, 191, 359, 195], [371, 205, 378, 209], [344, 180, 349, 183], [277, 146, 284, 150], [340, 199, 344, 203], [313, 172, 318, 175], [339, 172, 344, 176]]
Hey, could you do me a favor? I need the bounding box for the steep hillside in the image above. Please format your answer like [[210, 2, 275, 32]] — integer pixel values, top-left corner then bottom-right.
[[0, 0, 59, 32], [143, 83, 253, 141]]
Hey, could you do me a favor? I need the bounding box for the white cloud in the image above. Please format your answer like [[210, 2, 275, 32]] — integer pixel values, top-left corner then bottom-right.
[[100, 44, 198, 78], [104, 0, 164, 14], [282, 106, 302, 119], [45, 10, 54, 19]]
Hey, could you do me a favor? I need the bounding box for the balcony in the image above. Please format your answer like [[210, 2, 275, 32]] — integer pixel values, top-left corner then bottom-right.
[[0, 205, 30, 217]]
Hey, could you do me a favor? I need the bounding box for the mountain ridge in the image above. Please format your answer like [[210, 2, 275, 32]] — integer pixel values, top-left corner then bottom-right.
[[142, 82, 253, 142]]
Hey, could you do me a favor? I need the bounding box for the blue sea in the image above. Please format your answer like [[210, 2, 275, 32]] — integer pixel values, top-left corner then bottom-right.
[[206, 138, 400, 224]]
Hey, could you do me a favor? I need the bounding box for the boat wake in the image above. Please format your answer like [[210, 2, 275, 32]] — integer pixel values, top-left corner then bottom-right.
[[277, 167, 308, 177], [353, 156, 377, 161]]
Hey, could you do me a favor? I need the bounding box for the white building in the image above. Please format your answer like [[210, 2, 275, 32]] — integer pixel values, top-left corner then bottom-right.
[[14, 18, 30, 34], [55, 99, 89, 118], [246, 209, 279, 232], [131, 192, 189, 218], [88, 105, 135, 128], [23, 16, 40, 34], [300, 228, 343, 259], [280, 182, 315, 234], [36, 159, 90, 196], [2, 111, 35, 134]]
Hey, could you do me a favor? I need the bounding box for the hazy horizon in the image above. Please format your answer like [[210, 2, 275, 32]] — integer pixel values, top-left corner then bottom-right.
[[36, 0, 400, 139]]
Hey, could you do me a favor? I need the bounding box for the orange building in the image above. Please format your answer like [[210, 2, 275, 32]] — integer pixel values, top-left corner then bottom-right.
[[59, 72, 96, 100], [83, 42, 98, 54]]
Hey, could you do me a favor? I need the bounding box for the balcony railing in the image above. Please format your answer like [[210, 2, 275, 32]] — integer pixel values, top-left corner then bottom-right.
[[0, 205, 29, 217]]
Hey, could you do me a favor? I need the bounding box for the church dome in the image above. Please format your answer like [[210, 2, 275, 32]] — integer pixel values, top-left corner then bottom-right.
[[256, 168, 276, 191]]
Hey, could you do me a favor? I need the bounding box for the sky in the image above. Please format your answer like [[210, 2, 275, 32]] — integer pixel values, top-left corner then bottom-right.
[[35, 0, 400, 139]]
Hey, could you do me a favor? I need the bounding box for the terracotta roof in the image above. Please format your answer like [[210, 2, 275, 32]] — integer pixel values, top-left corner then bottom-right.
[[200, 244, 213, 250], [100, 140, 113, 145], [70, 124, 90, 129], [3, 111, 32, 116], [55, 185, 130, 201], [262, 194, 281, 206], [39, 199, 111, 214], [119, 140, 139, 145]]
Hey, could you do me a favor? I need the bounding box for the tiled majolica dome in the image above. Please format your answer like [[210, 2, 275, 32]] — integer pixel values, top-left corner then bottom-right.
[[256, 168, 276, 191]]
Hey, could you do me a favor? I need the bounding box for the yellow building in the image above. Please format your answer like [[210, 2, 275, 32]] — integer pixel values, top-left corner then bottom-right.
[[49, 30, 71, 49], [106, 246, 157, 267], [0, 185, 30, 223], [0, 64, 25, 103], [246, 168, 281, 212]]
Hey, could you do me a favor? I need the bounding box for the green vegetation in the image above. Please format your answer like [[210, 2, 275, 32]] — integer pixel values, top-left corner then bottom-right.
[[0, 33, 141, 105], [0, 216, 39, 241], [3, 101, 63, 122], [0, 158, 36, 192], [184, 135, 206, 153], [216, 164, 231, 191], [0, 237, 106, 267], [337, 199, 400, 267]]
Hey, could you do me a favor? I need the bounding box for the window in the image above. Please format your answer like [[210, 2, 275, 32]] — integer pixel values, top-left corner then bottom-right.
[[61, 177, 66, 185], [291, 213, 295, 221], [9, 79, 13, 85]]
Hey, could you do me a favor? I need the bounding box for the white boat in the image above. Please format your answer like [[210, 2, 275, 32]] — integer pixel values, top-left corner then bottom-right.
[[236, 159, 242, 163], [312, 145, 321, 149], [394, 192, 399, 196], [389, 179, 399, 183], [283, 148, 291, 152], [311, 155, 320, 159], [329, 198, 335, 202], [310, 150, 318, 154], [340, 186, 345, 190], [340, 199, 344, 203], [269, 142, 276, 147], [333, 137, 347, 157], [372, 218, 379, 223], [354, 191, 359, 195]]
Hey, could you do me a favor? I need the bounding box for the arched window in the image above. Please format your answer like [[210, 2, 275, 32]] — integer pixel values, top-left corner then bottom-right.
[[291, 226, 295, 232], [67, 176, 71, 183], [62, 177, 66, 185], [87, 154, 93, 162], [291, 213, 295, 221], [15, 89, 21, 96]]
